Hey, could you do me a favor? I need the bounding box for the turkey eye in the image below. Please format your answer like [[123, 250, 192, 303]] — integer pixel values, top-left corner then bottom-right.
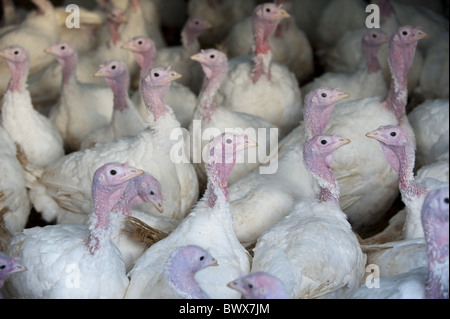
[[110, 170, 117, 175], [321, 140, 327, 145], [390, 132, 397, 137], [266, 8, 271, 12], [372, 34, 377, 38], [402, 31, 408, 36], [154, 73, 159, 77], [150, 191, 155, 195], [14, 51, 19, 55], [138, 41, 143, 45], [195, 20, 199, 25], [321, 93, 327, 98], [61, 46, 65, 50], [226, 139, 233, 144], [444, 198, 449, 204], [199, 256, 204, 261], [248, 283, 254, 289], [111, 65, 116, 70], [210, 55, 215, 59], [0, 265, 5, 269]]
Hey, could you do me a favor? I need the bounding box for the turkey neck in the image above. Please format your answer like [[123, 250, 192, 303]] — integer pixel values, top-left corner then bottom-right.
[[6, 59, 28, 93], [196, 62, 228, 121], [108, 18, 122, 46], [135, 48, 156, 79], [251, 14, 279, 83], [181, 25, 201, 56], [141, 82, 170, 123], [305, 150, 339, 204], [363, 40, 383, 74], [304, 101, 337, 140], [166, 251, 209, 299], [87, 184, 128, 255], [105, 72, 130, 112], [60, 52, 78, 86], [205, 150, 236, 208], [422, 201, 449, 299], [384, 37, 417, 123], [380, 139, 426, 200]]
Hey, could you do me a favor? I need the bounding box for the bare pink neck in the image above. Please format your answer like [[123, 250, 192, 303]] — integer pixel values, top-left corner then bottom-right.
[[6, 60, 28, 93]]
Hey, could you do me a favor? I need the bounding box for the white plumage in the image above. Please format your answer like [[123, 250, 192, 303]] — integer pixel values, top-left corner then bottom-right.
[[125, 133, 253, 299], [0, 45, 64, 168], [24, 67, 198, 227], [3, 162, 144, 299], [216, 3, 302, 138], [0, 125, 30, 235], [251, 134, 366, 299], [45, 41, 114, 153]]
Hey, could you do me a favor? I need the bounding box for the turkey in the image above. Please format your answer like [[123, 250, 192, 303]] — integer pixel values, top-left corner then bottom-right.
[[216, 2, 302, 138], [0, 45, 64, 168], [365, 125, 431, 240], [121, 36, 198, 129], [0, 252, 26, 299], [3, 162, 144, 299], [74, 6, 129, 86], [228, 87, 350, 247], [124, 133, 255, 299], [0, 0, 60, 95], [80, 60, 146, 150], [0, 125, 30, 235], [164, 245, 218, 299], [24, 67, 198, 227], [189, 48, 279, 188], [227, 271, 288, 299], [187, 0, 256, 48], [109, 171, 164, 273], [44, 41, 114, 153], [154, 16, 212, 94], [301, 29, 390, 101], [251, 134, 366, 299], [347, 186, 449, 299], [275, 26, 428, 235], [221, 0, 315, 85]]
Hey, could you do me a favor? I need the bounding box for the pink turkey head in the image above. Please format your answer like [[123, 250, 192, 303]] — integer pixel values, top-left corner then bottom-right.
[[227, 271, 288, 299]]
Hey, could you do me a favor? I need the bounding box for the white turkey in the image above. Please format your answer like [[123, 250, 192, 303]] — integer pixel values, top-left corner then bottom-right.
[[121, 36, 198, 129], [164, 245, 218, 299], [301, 29, 390, 101], [216, 2, 302, 138], [275, 26, 428, 235], [0, 45, 64, 168], [187, 0, 256, 48], [189, 48, 279, 188], [251, 134, 366, 299], [23, 67, 198, 228], [154, 16, 212, 94], [0, 125, 30, 235], [124, 132, 255, 299], [80, 60, 146, 150], [227, 271, 288, 299], [0, 252, 26, 299], [221, 0, 315, 85], [228, 87, 350, 247], [44, 41, 114, 153], [346, 186, 449, 299], [0, 0, 60, 95], [3, 162, 144, 299]]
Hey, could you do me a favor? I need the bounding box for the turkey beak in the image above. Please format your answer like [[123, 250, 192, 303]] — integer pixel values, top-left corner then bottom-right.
[[413, 29, 429, 41], [366, 131, 379, 140], [167, 71, 182, 83], [123, 168, 145, 183], [120, 43, 132, 51], [209, 258, 219, 267], [334, 91, 350, 103], [94, 67, 107, 78], [244, 136, 258, 150], [154, 200, 164, 213], [190, 53, 203, 63], [0, 50, 10, 59], [10, 259, 27, 274], [44, 47, 54, 55], [278, 9, 291, 19], [338, 138, 351, 147]]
